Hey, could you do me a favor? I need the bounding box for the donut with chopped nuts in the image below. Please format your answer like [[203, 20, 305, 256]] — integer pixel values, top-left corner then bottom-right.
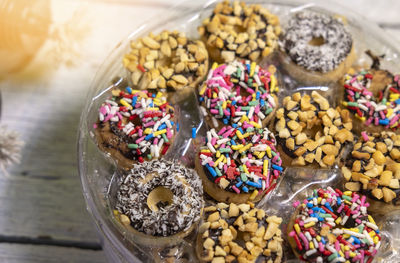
[[123, 30, 208, 91], [198, 1, 281, 63], [275, 91, 353, 167], [341, 131, 400, 205], [115, 159, 203, 246], [195, 124, 283, 203], [198, 60, 279, 130], [93, 86, 177, 170], [196, 202, 283, 263], [341, 68, 400, 133], [280, 11, 355, 83], [288, 187, 381, 263]]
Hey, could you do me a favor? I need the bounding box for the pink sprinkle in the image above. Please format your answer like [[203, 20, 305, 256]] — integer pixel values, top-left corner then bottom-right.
[[208, 161, 215, 166], [100, 106, 107, 115], [319, 242, 324, 252], [379, 111, 386, 119], [273, 170, 279, 178], [365, 202, 370, 207], [356, 219, 362, 224], [361, 132, 369, 141], [254, 105, 260, 114], [335, 240, 340, 252], [360, 195, 366, 206], [211, 138, 217, 145], [223, 109, 230, 116], [218, 126, 227, 136], [347, 90, 355, 96], [363, 90, 373, 97], [138, 129, 143, 137], [337, 203, 345, 213], [210, 109, 219, 114], [232, 185, 240, 194], [293, 201, 300, 208], [153, 138, 158, 145], [298, 233, 309, 250], [116, 112, 123, 120], [135, 136, 145, 144], [365, 117, 373, 126], [93, 123, 97, 129], [144, 120, 155, 127], [104, 114, 114, 122], [272, 155, 279, 162], [390, 115, 399, 125], [374, 117, 379, 126]]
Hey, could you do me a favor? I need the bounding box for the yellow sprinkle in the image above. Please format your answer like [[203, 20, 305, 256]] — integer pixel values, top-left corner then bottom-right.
[[258, 151, 266, 159], [250, 61, 256, 77], [236, 130, 244, 140], [144, 128, 153, 134], [147, 107, 159, 111], [373, 236, 379, 244], [317, 197, 322, 204], [249, 190, 258, 201], [349, 252, 356, 258], [263, 159, 269, 176], [316, 236, 321, 242], [249, 121, 261, 128], [309, 241, 314, 249], [345, 261, 350, 263], [344, 245, 350, 251], [242, 132, 250, 138], [390, 121, 398, 128], [368, 215, 376, 225], [200, 149, 211, 153], [304, 222, 315, 228], [343, 191, 352, 196], [242, 165, 249, 174], [386, 108, 393, 117], [357, 75, 363, 80], [270, 75, 277, 92], [213, 156, 224, 167], [120, 99, 133, 109], [294, 224, 301, 234], [199, 85, 206, 96], [239, 143, 252, 154], [216, 151, 221, 158], [266, 146, 272, 158], [239, 115, 249, 124], [231, 144, 244, 150], [369, 231, 376, 238], [113, 209, 119, 216], [342, 101, 348, 107], [156, 92, 163, 98], [153, 129, 166, 136], [212, 62, 218, 70], [222, 101, 227, 109], [335, 217, 342, 225], [339, 251, 345, 258], [343, 234, 350, 239], [212, 92, 218, 99], [355, 115, 366, 121]]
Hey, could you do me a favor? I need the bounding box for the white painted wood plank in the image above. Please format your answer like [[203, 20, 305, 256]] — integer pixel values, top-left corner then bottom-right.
[[0, 244, 106, 263]]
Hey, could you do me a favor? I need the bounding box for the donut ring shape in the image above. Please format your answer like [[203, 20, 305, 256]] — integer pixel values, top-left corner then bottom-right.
[[197, 202, 283, 263], [342, 131, 400, 204], [94, 88, 176, 168], [198, 1, 281, 63], [342, 69, 400, 131], [288, 187, 382, 263], [198, 60, 279, 130], [275, 91, 354, 167], [116, 159, 203, 236], [123, 30, 208, 91], [282, 11, 353, 73]]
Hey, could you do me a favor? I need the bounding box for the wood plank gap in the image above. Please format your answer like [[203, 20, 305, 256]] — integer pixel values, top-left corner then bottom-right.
[[0, 234, 102, 251]]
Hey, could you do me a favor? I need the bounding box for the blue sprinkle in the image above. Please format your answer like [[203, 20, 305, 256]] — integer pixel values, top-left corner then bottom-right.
[[223, 118, 228, 124], [126, 87, 132, 94], [177, 123, 180, 132], [256, 91, 260, 100], [246, 63, 250, 72], [235, 181, 243, 188], [272, 164, 283, 171], [131, 96, 138, 107], [192, 127, 196, 139], [260, 99, 265, 107], [246, 181, 261, 188], [321, 237, 326, 244], [231, 139, 236, 145], [324, 203, 333, 212], [199, 97, 204, 102], [231, 101, 237, 106], [158, 123, 167, 130], [242, 186, 249, 193], [152, 93, 156, 98], [206, 164, 217, 177], [395, 99, 400, 105], [352, 236, 361, 244], [238, 127, 244, 134], [337, 197, 342, 206], [379, 118, 389, 125], [170, 121, 174, 126], [307, 203, 313, 208], [145, 134, 154, 140], [232, 123, 238, 128], [376, 230, 380, 234]]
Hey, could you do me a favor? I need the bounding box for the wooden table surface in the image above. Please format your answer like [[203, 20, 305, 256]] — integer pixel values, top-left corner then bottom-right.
[[0, 0, 399, 262]]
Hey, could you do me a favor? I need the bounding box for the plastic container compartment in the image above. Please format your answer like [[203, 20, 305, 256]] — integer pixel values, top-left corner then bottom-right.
[[78, 0, 400, 262]]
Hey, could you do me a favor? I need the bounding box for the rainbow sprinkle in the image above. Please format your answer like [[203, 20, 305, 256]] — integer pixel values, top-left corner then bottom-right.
[[199, 60, 278, 128], [198, 123, 283, 198], [290, 187, 381, 263], [96, 88, 175, 162], [343, 71, 400, 130]]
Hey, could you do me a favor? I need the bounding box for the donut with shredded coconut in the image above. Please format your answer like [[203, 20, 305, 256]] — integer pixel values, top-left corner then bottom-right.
[[115, 159, 203, 238], [288, 187, 382, 263], [280, 11, 355, 83], [93, 86, 177, 169]]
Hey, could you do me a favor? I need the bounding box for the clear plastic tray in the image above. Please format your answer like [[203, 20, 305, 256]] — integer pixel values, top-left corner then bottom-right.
[[77, 0, 400, 262]]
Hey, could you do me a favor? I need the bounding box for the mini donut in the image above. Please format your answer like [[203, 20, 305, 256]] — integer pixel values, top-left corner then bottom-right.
[[198, 1, 281, 63], [197, 202, 283, 263], [195, 124, 283, 203], [280, 11, 355, 83], [198, 60, 279, 130], [288, 187, 382, 263], [275, 91, 354, 167], [123, 30, 208, 91], [93, 87, 176, 169], [341, 69, 400, 133], [341, 131, 400, 204], [115, 159, 203, 245]]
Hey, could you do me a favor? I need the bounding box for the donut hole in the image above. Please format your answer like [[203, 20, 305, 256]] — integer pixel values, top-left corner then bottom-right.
[[308, 36, 325, 47], [147, 186, 174, 212]]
